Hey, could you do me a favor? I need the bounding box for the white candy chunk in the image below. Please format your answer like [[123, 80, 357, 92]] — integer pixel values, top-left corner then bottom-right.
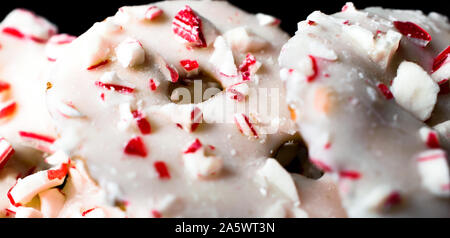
[[308, 40, 338, 61], [256, 13, 280, 26], [224, 27, 268, 53], [9, 165, 67, 205], [342, 2, 357, 12], [184, 152, 223, 179], [258, 159, 300, 204], [45, 34, 76, 61], [45, 150, 70, 166], [83, 208, 107, 218], [14, 207, 43, 218], [115, 38, 145, 68], [210, 36, 238, 78], [434, 120, 450, 141], [83, 35, 111, 70], [416, 150, 450, 197], [144, 6, 163, 21], [391, 61, 439, 121], [92, 19, 122, 35], [370, 30, 402, 69], [343, 25, 375, 53], [226, 83, 249, 102], [99, 71, 120, 84], [1, 9, 57, 41], [38, 188, 65, 218]]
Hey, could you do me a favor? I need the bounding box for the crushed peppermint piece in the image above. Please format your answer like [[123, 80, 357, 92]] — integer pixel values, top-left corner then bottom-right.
[[234, 113, 259, 138], [0, 101, 16, 119], [377, 83, 393, 100], [393, 21, 432, 47], [154, 161, 171, 179], [132, 110, 152, 135], [144, 6, 163, 21], [172, 5, 207, 47], [124, 137, 147, 157], [239, 53, 261, 81], [226, 82, 249, 102], [419, 127, 441, 149], [180, 59, 199, 72], [0, 138, 14, 169], [115, 38, 145, 68], [256, 13, 281, 26], [416, 149, 450, 197]]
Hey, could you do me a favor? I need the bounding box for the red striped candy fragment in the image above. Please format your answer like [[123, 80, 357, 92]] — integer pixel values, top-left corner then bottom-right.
[[0, 101, 16, 119], [339, 170, 362, 180], [234, 113, 258, 139], [87, 59, 110, 71], [377, 83, 393, 100], [0, 138, 14, 169], [144, 6, 163, 21], [55, 101, 83, 118], [154, 161, 171, 179], [95, 81, 135, 94], [184, 139, 203, 154], [124, 137, 147, 157], [18, 131, 55, 153], [419, 127, 440, 149], [393, 21, 431, 47], [132, 110, 151, 135], [149, 78, 160, 91], [416, 149, 449, 197], [182, 139, 223, 178], [0, 81, 11, 93], [433, 46, 450, 73], [180, 59, 199, 72], [239, 53, 260, 81], [226, 82, 249, 102], [306, 55, 318, 83], [310, 158, 333, 173], [172, 5, 207, 48]]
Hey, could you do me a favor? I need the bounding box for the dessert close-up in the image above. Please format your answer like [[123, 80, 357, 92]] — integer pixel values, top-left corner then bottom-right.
[[0, 0, 448, 218]]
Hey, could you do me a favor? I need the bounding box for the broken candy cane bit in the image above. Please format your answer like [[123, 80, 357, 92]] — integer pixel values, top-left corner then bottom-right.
[[44, 150, 70, 166], [155, 56, 179, 83], [377, 83, 393, 100], [95, 81, 135, 94], [9, 167, 68, 206], [184, 139, 203, 154], [2, 27, 25, 39], [310, 158, 333, 173], [180, 59, 199, 72], [0, 101, 17, 119], [82, 207, 106, 218], [210, 36, 238, 81], [84, 35, 111, 70], [306, 55, 319, 83], [341, 2, 357, 12], [224, 27, 268, 53], [19, 131, 55, 144], [419, 127, 441, 149], [226, 82, 249, 102], [0, 138, 14, 170], [0, 81, 11, 93], [124, 137, 148, 158], [339, 170, 362, 180], [234, 113, 259, 139], [115, 38, 146, 68], [55, 101, 83, 118], [391, 61, 439, 121], [416, 149, 450, 197], [176, 107, 203, 133], [393, 21, 431, 47], [149, 79, 160, 91], [258, 159, 300, 203], [239, 53, 261, 81], [172, 5, 207, 48], [38, 188, 65, 218], [256, 13, 281, 26], [46, 34, 77, 61], [132, 110, 152, 135], [144, 6, 163, 21], [87, 59, 110, 71], [432, 45, 450, 73], [154, 161, 171, 180]]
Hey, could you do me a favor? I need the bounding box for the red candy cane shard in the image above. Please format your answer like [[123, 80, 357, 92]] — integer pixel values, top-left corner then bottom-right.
[[432, 45, 450, 73], [234, 113, 259, 139], [87, 59, 110, 71], [166, 64, 179, 83], [132, 110, 152, 135], [0, 101, 17, 119], [0, 138, 14, 169], [2, 27, 25, 39], [47, 163, 70, 180], [19, 131, 55, 144], [82, 208, 96, 217], [377, 83, 393, 100], [239, 53, 257, 81], [184, 139, 203, 154], [0, 81, 11, 93], [124, 137, 148, 157], [154, 161, 171, 179], [95, 81, 135, 94], [151, 210, 162, 218], [172, 5, 207, 48], [310, 158, 333, 173], [393, 21, 432, 47], [144, 6, 163, 21], [307, 55, 319, 83], [149, 79, 159, 91], [180, 59, 199, 72], [7, 182, 21, 207], [339, 170, 362, 180], [419, 127, 441, 149]]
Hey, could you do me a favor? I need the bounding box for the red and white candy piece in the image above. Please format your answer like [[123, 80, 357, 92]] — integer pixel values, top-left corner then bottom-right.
[[183, 139, 223, 179], [258, 159, 300, 204], [38, 188, 65, 218], [0, 138, 14, 169], [18, 131, 56, 153], [156, 56, 179, 83], [255, 13, 281, 26], [419, 127, 441, 149], [239, 53, 261, 81], [416, 149, 450, 197], [55, 101, 83, 118], [82, 207, 107, 218], [1, 9, 57, 43], [124, 136, 148, 158], [8, 162, 69, 206], [224, 27, 268, 53], [393, 21, 432, 47], [390, 61, 439, 121], [210, 36, 238, 82], [180, 59, 199, 73], [115, 38, 146, 68], [144, 6, 163, 21], [234, 113, 259, 139], [96, 71, 135, 94], [172, 5, 207, 48], [84, 35, 111, 70], [431, 46, 450, 84], [149, 78, 160, 91], [370, 30, 402, 69], [45, 150, 70, 166], [45, 34, 77, 62], [0, 100, 17, 119], [226, 82, 249, 102]]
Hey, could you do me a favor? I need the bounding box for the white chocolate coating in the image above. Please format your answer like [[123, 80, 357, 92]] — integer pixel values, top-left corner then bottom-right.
[[279, 3, 450, 217], [46, 1, 345, 217]]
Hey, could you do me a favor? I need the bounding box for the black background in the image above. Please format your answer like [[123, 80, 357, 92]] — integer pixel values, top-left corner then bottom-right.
[[0, 0, 448, 36]]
